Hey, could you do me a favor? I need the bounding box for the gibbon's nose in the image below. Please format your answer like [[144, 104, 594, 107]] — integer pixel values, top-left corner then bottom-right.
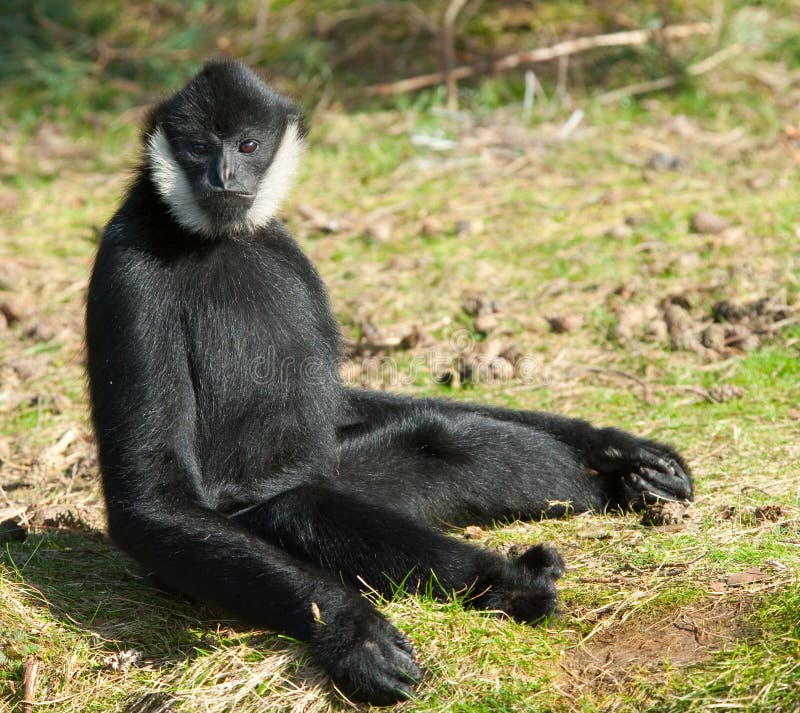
[[209, 151, 239, 192]]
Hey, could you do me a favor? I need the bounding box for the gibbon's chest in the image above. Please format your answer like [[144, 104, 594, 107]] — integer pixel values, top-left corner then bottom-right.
[[173, 242, 340, 492], [177, 245, 335, 404]]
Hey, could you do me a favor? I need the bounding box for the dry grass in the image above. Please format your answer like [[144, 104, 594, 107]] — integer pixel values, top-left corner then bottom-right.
[[2, 13, 800, 710]]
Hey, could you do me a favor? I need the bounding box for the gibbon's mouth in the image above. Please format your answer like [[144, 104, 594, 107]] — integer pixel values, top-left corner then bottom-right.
[[199, 191, 256, 202]]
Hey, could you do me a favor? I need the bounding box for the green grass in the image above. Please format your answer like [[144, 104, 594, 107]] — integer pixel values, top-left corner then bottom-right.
[[2, 1, 800, 711]]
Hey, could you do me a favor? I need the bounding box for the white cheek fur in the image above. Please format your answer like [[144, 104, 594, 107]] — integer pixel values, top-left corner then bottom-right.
[[147, 127, 214, 236], [245, 121, 305, 233], [146, 123, 305, 237]]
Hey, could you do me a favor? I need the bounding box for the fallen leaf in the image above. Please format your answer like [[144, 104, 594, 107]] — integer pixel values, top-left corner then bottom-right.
[[753, 505, 783, 523], [725, 569, 770, 586]]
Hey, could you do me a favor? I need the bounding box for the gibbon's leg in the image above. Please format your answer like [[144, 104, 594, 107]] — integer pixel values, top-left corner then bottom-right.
[[231, 485, 564, 624], [339, 388, 693, 513]]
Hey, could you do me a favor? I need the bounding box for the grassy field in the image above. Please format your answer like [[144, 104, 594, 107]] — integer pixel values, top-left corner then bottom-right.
[[1, 2, 800, 712]]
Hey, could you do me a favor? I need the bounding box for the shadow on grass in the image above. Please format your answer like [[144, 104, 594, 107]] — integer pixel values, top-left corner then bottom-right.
[[2, 529, 326, 711]]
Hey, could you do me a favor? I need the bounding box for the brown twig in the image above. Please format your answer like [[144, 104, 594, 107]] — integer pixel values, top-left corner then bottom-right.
[[442, 0, 469, 110], [365, 22, 713, 96], [597, 42, 741, 104], [22, 656, 40, 713]]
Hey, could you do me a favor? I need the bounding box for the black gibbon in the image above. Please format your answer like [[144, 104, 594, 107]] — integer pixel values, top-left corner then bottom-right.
[[86, 60, 692, 705]]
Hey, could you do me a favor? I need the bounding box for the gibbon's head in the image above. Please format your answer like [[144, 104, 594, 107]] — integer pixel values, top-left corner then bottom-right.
[[145, 59, 306, 238]]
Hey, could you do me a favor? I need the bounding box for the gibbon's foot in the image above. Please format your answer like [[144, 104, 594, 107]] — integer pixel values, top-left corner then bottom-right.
[[472, 546, 562, 624], [312, 597, 423, 706], [514, 544, 566, 581], [590, 428, 693, 506]]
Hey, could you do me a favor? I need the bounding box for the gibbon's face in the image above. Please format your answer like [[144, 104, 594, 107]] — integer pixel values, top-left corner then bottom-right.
[[146, 61, 306, 238]]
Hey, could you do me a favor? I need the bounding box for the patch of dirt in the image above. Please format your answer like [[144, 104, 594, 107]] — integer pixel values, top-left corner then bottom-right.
[[714, 503, 791, 527], [608, 291, 796, 359], [560, 600, 751, 697]]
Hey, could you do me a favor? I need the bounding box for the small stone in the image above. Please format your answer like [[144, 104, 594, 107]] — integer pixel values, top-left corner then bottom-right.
[[545, 314, 583, 334], [454, 219, 472, 237], [647, 152, 682, 171], [690, 211, 733, 234], [0, 299, 26, 325]]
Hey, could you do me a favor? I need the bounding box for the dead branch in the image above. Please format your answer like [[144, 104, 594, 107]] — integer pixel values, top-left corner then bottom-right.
[[596, 76, 679, 104], [365, 22, 713, 96], [22, 657, 40, 713], [442, 0, 469, 110], [596, 42, 742, 104]]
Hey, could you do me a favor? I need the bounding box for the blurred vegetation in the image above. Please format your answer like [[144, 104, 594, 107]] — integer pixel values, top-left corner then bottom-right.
[[2, 0, 800, 134]]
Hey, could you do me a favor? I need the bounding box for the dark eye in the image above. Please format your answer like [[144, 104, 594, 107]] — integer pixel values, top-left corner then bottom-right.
[[191, 143, 209, 156], [239, 139, 258, 154]]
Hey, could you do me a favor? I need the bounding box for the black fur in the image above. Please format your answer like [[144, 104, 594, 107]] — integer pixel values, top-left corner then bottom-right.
[[86, 60, 693, 705]]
